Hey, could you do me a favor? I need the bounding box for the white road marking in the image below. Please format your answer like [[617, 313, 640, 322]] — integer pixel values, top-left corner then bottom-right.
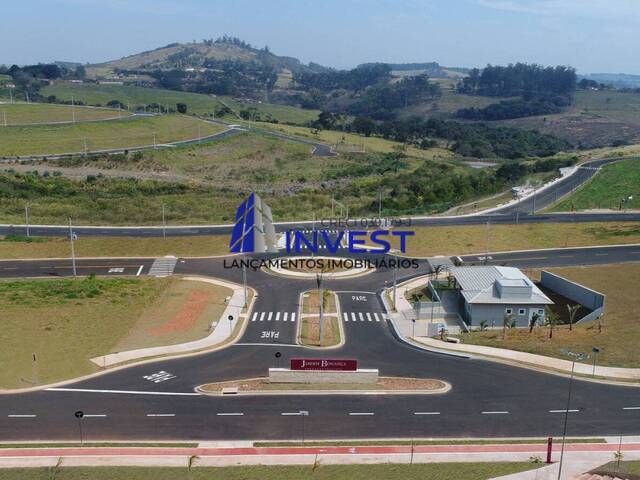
[[281, 412, 307, 416], [482, 411, 509, 415], [595, 253, 609, 256], [260, 312, 265, 322], [366, 312, 372, 322], [623, 406, 640, 410], [251, 312, 257, 322], [276, 312, 281, 321], [349, 412, 374, 416], [146, 414, 176, 417], [359, 312, 364, 322], [46, 387, 200, 396], [414, 412, 440, 415], [351, 312, 356, 321], [7, 414, 36, 418], [83, 414, 107, 418], [343, 312, 349, 322], [136, 265, 144, 276], [284, 312, 288, 322], [374, 313, 381, 322], [268, 312, 273, 321], [291, 312, 296, 322], [217, 413, 244, 416], [549, 409, 579, 413]]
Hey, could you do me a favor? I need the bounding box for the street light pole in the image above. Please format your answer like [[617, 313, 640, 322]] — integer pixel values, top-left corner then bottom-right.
[[242, 259, 248, 308], [24, 203, 30, 237], [392, 267, 397, 308], [68, 218, 77, 277], [557, 350, 588, 480], [317, 273, 324, 346], [161, 203, 166, 239]]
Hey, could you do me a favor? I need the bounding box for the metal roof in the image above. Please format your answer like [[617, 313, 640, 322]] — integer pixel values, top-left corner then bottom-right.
[[450, 266, 553, 305]]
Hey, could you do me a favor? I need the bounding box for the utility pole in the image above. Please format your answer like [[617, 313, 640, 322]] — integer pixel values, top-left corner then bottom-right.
[[198, 124, 201, 144], [153, 133, 157, 149], [378, 189, 382, 218], [484, 219, 491, 265], [3, 111, 6, 126], [71, 95, 76, 123], [68, 218, 77, 276], [24, 203, 30, 237], [161, 203, 166, 239], [25, 91, 30, 103], [9, 87, 13, 104]]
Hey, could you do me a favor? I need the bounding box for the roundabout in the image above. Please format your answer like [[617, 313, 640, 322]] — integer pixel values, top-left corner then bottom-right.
[[265, 255, 375, 279]]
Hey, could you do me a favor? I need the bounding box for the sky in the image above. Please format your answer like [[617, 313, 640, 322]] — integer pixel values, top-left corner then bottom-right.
[[1, 0, 639, 74]]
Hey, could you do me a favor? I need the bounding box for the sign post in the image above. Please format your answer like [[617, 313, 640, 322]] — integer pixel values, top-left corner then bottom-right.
[[228, 315, 234, 336], [275, 351, 282, 369], [74, 410, 84, 444]]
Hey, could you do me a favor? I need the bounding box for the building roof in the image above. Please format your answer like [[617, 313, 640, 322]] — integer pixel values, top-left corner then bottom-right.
[[450, 266, 553, 305]]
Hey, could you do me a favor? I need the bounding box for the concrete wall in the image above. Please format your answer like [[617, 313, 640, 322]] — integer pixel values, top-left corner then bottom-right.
[[540, 271, 605, 316], [268, 368, 379, 384]]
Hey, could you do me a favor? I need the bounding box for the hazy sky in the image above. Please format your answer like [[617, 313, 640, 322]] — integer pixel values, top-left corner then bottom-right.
[[2, 0, 639, 74]]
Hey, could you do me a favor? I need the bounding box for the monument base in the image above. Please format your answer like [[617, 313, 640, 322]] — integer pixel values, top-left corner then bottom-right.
[[268, 368, 379, 384]]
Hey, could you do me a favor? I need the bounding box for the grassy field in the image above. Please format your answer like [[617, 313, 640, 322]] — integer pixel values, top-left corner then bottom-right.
[[249, 121, 455, 161], [550, 158, 640, 211], [456, 263, 640, 367], [0, 115, 224, 156], [0, 276, 231, 388], [398, 222, 640, 257], [0, 103, 132, 124], [41, 82, 320, 124], [0, 235, 230, 260], [0, 463, 543, 480], [497, 90, 640, 147]]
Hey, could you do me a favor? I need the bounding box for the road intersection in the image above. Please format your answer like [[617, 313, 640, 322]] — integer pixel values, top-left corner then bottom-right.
[[0, 244, 639, 442]]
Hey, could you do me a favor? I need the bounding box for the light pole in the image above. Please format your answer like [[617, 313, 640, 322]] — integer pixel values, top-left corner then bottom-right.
[[392, 267, 397, 309], [228, 315, 234, 336], [592, 347, 600, 376], [24, 203, 30, 237], [316, 273, 324, 346], [242, 259, 248, 308], [557, 349, 588, 480], [299, 410, 309, 444], [161, 203, 166, 239], [68, 218, 77, 277]]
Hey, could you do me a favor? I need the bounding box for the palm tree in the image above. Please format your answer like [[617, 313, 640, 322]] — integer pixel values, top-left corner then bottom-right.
[[546, 307, 559, 339], [502, 313, 514, 341], [529, 312, 540, 334], [566, 304, 581, 332]]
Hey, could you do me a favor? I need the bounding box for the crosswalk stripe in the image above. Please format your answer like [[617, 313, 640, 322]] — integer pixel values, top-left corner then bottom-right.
[[374, 313, 381, 322], [268, 312, 273, 321], [359, 312, 364, 322], [291, 312, 296, 322], [343, 312, 349, 322], [350, 312, 356, 321], [259, 312, 265, 321], [366, 312, 372, 322], [251, 312, 257, 322], [283, 312, 288, 322], [275, 312, 281, 321]]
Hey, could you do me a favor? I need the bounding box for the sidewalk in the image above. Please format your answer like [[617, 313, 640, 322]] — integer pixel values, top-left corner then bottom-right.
[[389, 275, 640, 383], [0, 442, 637, 476], [90, 276, 250, 367]]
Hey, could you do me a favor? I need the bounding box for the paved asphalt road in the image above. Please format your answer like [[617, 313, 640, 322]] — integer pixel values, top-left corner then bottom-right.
[[1, 245, 639, 441]]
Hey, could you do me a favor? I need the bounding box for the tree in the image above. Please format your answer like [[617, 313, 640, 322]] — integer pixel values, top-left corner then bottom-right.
[[546, 307, 559, 339], [529, 312, 540, 334], [176, 102, 187, 114], [566, 304, 581, 332], [351, 116, 376, 137], [502, 312, 514, 341], [479, 320, 488, 331]]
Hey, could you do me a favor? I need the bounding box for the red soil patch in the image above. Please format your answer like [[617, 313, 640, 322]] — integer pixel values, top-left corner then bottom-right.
[[147, 290, 214, 336]]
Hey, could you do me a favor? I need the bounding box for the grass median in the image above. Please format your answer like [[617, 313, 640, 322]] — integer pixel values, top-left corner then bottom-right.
[[0, 276, 231, 389], [300, 290, 341, 347], [0, 463, 544, 480]]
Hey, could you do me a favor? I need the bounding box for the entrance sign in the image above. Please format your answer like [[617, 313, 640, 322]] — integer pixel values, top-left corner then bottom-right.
[[290, 358, 357, 371]]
